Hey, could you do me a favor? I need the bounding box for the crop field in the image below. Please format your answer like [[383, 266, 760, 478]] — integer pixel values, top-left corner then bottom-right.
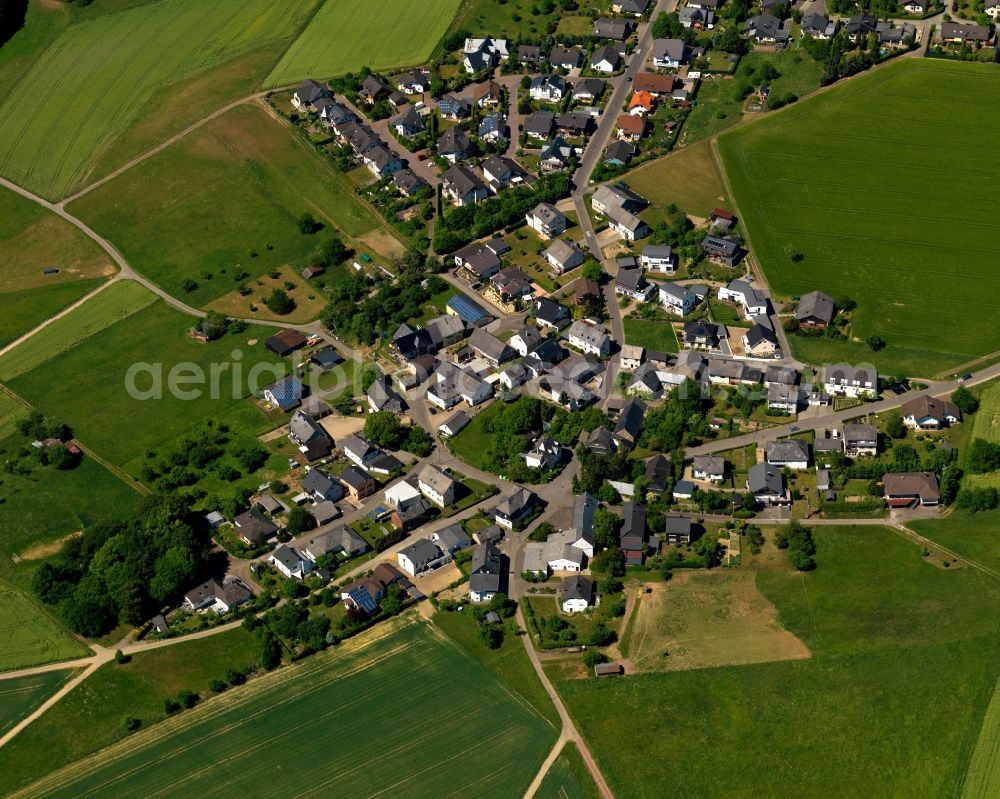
[[0, 581, 89, 672], [69, 103, 402, 308], [266, 0, 460, 88], [536, 742, 600, 799], [621, 570, 810, 673], [0, 669, 79, 737], [718, 60, 1000, 375], [6, 298, 284, 466], [0, 0, 319, 199], [963, 677, 1000, 799], [625, 141, 728, 220], [11, 616, 556, 799], [560, 527, 1000, 798], [0, 280, 155, 382]]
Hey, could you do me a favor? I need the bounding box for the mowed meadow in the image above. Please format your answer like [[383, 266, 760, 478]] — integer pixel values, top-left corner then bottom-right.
[[719, 60, 1000, 375], [559, 528, 1000, 798], [0, 0, 320, 198], [10, 616, 557, 799], [265, 0, 461, 88]]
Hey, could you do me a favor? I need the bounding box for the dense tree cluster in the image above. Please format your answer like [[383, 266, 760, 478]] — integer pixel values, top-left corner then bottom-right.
[[364, 412, 434, 457], [638, 379, 710, 452], [32, 495, 212, 636], [0, 0, 27, 48], [966, 438, 1000, 474], [775, 521, 816, 571]]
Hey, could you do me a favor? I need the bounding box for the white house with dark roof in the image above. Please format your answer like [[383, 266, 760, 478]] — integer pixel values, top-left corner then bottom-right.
[[526, 202, 567, 238], [796, 291, 835, 327], [641, 244, 676, 273], [442, 165, 489, 206], [544, 239, 585, 275], [659, 281, 698, 316], [718, 279, 769, 318], [693, 455, 725, 482], [567, 320, 611, 357], [417, 464, 457, 507], [823, 364, 878, 399], [397, 538, 450, 576], [765, 439, 810, 469]]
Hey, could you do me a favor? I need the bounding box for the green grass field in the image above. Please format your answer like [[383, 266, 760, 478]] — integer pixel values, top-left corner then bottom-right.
[[536, 742, 600, 799], [909, 512, 1000, 575], [625, 141, 728, 220], [266, 0, 461, 88], [69, 103, 401, 308], [559, 527, 1000, 798], [8, 616, 557, 799], [963, 676, 1000, 799], [0, 669, 79, 737], [0, 581, 89, 672], [0, 0, 319, 198], [444, 0, 603, 41], [0, 280, 156, 382], [0, 391, 26, 441], [0, 627, 259, 795], [0, 442, 143, 555], [970, 379, 1000, 444], [719, 60, 1000, 374], [7, 297, 285, 467], [622, 317, 679, 353], [0, 281, 106, 350]]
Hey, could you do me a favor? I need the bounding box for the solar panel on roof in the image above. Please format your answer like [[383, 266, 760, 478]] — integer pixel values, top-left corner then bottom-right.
[[447, 294, 489, 323], [348, 587, 378, 615]]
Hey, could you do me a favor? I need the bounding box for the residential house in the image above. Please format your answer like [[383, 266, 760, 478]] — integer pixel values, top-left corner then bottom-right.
[[604, 140, 636, 166], [986, 0, 1000, 19], [845, 13, 878, 41], [367, 374, 406, 414], [567, 320, 612, 357], [902, 0, 931, 10], [442, 164, 489, 206], [645, 454, 674, 494], [491, 266, 534, 302], [843, 423, 878, 456], [679, 6, 715, 27], [481, 156, 526, 191], [767, 382, 799, 413], [744, 13, 791, 42], [269, 545, 312, 580], [693, 455, 725, 482], [437, 93, 471, 119], [614, 398, 646, 446], [663, 515, 692, 545], [526, 202, 568, 238], [682, 319, 724, 350], [747, 462, 789, 504], [517, 44, 544, 68], [398, 538, 450, 576], [901, 396, 962, 429], [263, 375, 302, 412], [509, 326, 543, 357], [641, 244, 677, 273], [390, 496, 431, 532], [800, 12, 837, 38], [479, 112, 508, 145], [425, 314, 467, 350], [392, 169, 427, 197], [615, 267, 656, 302], [594, 17, 634, 39], [544, 239, 585, 275], [702, 235, 743, 266], [534, 297, 571, 330], [523, 437, 562, 470], [434, 523, 473, 554], [469, 543, 505, 603], [718, 278, 769, 317], [391, 105, 425, 138], [233, 508, 277, 546], [549, 46, 585, 69], [418, 464, 457, 507], [463, 36, 509, 73], [765, 439, 810, 469], [358, 74, 390, 104], [573, 77, 606, 102], [556, 111, 593, 136], [539, 137, 576, 172], [796, 290, 835, 327], [586, 427, 618, 456], [619, 501, 647, 564], [672, 479, 696, 499], [605, 205, 649, 242], [340, 435, 379, 470], [453, 241, 501, 278], [183, 578, 251, 614], [823, 364, 878, 399], [561, 575, 595, 613], [396, 69, 430, 95], [524, 110, 555, 140], [744, 322, 779, 358], [362, 145, 403, 178], [288, 411, 333, 461], [338, 466, 376, 501], [471, 79, 503, 108], [499, 362, 528, 390], [302, 525, 367, 562], [878, 20, 917, 48], [615, 113, 646, 141], [619, 344, 645, 372], [495, 487, 539, 529], [437, 126, 473, 163], [591, 45, 621, 73], [573, 278, 601, 308], [652, 38, 687, 68], [291, 79, 331, 111], [592, 183, 648, 215], [659, 281, 698, 317], [883, 472, 940, 508], [302, 468, 345, 503], [628, 91, 655, 117], [529, 73, 568, 101], [614, 0, 652, 15]]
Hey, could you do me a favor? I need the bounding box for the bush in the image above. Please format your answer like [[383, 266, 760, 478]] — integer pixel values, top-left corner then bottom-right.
[[265, 288, 295, 315], [208, 678, 228, 694], [122, 716, 141, 732], [298, 212, 323, 234], [583, 649, 609, 669]]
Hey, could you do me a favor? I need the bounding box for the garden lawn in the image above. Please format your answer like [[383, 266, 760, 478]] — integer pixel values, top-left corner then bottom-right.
[[444, 0, 604, 41], [68, 103, 401, 308], [719, 60, 1000, 374], [0, 627, 259, 796], [625, 140, 728, 220], [559, 527, 1000, 798], [536, 742, 601, 799], [0, 580, 89, 672], [6, 615, 557, 799], [0, 669, 80, 737], [267, 0, 460, 87], [0, 0, 320, 199], [6, 298, 285, 467], [622, 317, 679, 353], [909, 512, 1000, 575]]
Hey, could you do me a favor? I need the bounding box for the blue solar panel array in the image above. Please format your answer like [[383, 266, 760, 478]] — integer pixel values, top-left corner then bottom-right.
[[447, 293, 490, 324], [348, 586, 379, 615]]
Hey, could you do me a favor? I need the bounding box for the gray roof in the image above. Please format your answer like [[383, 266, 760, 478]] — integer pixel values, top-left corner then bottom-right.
[[399, 538, 445, 568], [435, 522, 472, 551], [530, 202, 566, 227], [748, 462, 784, 495], [560, 574, 595, 603], [693, 455, 725, 474], [469, 327, 513, 363], [419, 464, 456, 496], [496, 486, 537, 518], [766, 438, 810, 463], [844, 423, 878, 443], [652, 38, 686, 62], [796, 290, 835, 325], [438, 126, 472, 155], [524, 110, 555, 136], [572, 492, 598, 538], [469, 542, 503, 594], [442, 164, 486, 197]]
